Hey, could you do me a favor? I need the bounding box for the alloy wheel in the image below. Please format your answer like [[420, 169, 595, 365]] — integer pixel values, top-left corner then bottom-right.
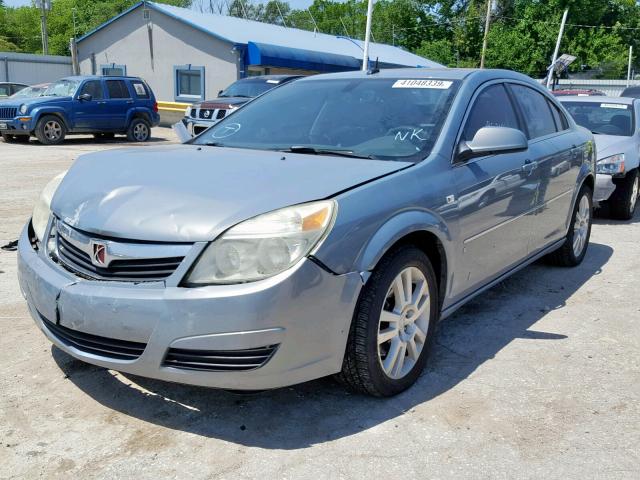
[[377, 266, 430, 380], [572, 194, 590, 257], [133, 123, 149, 141], [44, 120, 62, 140], [630, 175, 639, 213]]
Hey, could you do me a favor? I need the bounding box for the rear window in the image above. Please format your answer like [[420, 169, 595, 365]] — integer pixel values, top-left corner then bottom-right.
[[562, 101, 634, 136], [106, 80, 130, 99], [131, 81, 150, 98]]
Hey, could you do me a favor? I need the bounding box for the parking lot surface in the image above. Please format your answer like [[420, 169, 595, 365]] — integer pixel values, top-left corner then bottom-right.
[[1, 129, 639, 479]]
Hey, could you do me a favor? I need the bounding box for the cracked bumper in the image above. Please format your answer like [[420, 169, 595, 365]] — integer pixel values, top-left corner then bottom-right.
[[594, 174, 617, 202], [17, 224, 362, 390]]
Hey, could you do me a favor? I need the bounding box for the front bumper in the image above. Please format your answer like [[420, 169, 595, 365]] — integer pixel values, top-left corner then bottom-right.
[[17, 224, 362, 390], [594, 173, 617, 202], [0, 117, 33, 135]]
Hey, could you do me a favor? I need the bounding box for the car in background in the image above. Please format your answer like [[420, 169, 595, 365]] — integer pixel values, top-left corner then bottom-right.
[[0, 76, 159, 144], [620, 86, 640, 98], [560, 96, 639, 219], [183, 74, 302, 135], [6, 83, 50, 100], [552, 88, 605, 97], [0, 82, 28, 98], [19, 68, 595, 397]]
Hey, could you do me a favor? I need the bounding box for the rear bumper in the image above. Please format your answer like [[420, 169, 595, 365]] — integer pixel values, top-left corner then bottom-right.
[[18, 224, 363, 390]]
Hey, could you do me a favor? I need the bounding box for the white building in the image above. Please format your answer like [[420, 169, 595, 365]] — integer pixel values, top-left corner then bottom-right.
[[76, 1, 441, 103]]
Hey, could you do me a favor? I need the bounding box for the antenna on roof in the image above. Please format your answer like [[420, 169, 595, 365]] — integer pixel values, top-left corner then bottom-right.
[[307, 10, 319, 34], [339, 17, 350, 37], [275, 1, 288, 27], [367, 57, 380, 75]]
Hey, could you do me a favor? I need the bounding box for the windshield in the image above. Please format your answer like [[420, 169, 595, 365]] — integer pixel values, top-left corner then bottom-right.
[[43, 79, 81, 97], [563, 101, 634, 136], [10, 86, 46, 99], [219, 79, 280, 98], [195, 78, 460, 162]]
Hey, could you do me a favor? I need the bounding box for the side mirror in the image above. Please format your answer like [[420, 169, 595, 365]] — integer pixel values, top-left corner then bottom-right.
[[218, 90, 223, 96], [172, 120, 193, 143], [457, 126, 528, 162], [78, 93, 92, 102]]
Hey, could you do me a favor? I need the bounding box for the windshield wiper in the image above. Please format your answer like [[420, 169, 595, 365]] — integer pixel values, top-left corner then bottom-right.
[[282, 146, 374, 159], [204, 142, 227, 147]]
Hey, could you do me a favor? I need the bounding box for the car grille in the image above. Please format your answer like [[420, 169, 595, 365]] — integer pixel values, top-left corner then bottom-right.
[[0, 107, 17, 119], [163, 345, 279, 372], [54, 221, 189, 282], [216, 110, 226, 119], [190, 108, 196, 117], [40, 313, 146, 360]]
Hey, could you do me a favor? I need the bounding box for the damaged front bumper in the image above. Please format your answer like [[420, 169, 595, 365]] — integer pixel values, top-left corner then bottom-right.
[[594, 173, 617, 202], [17, 224, 362, 390]]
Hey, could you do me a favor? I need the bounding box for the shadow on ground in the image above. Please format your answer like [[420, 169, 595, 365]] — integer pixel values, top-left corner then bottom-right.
[[16, 135, 170, 146], [52, 242, 613, 449]]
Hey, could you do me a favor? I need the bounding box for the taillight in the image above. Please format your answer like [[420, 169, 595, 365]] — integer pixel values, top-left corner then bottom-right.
[[153, 101, 158, 113]]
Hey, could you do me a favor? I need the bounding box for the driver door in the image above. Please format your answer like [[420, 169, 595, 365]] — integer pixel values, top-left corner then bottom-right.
[[73, 80, 108, 130], [453, 83, 538, 298]]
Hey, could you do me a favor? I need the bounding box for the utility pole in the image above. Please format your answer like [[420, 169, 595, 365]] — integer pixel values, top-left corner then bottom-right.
[[479, 0, 492, 68], [546, 8, 569, 89], [37, 0, 50, 55], [362, 0, 374, 71], [627, 45, 633, 87]]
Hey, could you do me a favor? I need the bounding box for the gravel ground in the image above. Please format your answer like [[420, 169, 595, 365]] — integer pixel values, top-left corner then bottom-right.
[[1, 129, 639, 479]]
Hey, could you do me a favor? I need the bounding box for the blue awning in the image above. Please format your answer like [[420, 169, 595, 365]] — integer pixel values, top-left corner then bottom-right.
[[246, 41, 361, 72]]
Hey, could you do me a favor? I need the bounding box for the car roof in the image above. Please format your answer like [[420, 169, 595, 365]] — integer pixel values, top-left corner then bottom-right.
[[558, 95, 636, 105], [0, 82, 28, 86], [60, 75, 144, 81], [236, 74, 302, 82], [296, 67, 534, 84]]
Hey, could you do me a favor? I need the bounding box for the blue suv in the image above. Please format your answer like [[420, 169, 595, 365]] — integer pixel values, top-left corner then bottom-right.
[[0, 76, 160, 145]]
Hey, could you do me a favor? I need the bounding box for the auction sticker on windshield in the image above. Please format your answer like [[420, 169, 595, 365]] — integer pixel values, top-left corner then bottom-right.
[[600, 103, 628, 109], [392, 80, 453, 89]]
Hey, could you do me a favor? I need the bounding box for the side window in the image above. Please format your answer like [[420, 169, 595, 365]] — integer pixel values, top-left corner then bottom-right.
[[510, 85, 556, 139], [463, 84, 520, 141], [79, 80, 104, 100], [547, 99, 568, 131], [105, 80, 131, 99], [131, 81, 149, 99], [174, 65, 205, 101]]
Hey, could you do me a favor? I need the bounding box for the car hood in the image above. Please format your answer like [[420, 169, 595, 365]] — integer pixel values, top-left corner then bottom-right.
[[1, 95, 70, 109], [593, 134, 635, 160], [51, 145, 412, 242], [199, 97, 249, 109]]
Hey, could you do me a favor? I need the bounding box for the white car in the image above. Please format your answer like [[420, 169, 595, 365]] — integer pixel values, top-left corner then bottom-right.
[[561, 96, 639, 219]]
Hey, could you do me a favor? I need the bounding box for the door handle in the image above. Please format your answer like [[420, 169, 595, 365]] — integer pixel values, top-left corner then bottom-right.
[[97, 101, 107, 105], [126, 100, 134, 104]]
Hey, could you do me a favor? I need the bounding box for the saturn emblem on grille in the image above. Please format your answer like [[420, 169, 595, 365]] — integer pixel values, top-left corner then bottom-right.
[[90, 241, 108, 266]]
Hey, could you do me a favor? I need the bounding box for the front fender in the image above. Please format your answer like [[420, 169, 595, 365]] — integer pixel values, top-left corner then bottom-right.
[[30, 107, 72, 129], [356, 210, 452, 273]]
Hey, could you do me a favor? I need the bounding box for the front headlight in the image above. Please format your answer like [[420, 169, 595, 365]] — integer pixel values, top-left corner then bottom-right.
[[32, 171, 66, 242], [185, 200, 336, 285], [596, 153, 625, 175], [19, 104, 28, 114]]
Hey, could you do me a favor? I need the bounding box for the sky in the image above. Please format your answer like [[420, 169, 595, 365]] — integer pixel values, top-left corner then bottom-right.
[[3, 0, 316, 8]]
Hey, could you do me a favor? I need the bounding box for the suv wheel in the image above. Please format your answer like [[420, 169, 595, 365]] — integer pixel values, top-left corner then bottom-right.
[[608, 169, 638, 220], [35, 115, 66, 145], [336, 246, 438, 397], [546, 185, 593, 267], [127, 118, 151, 142]]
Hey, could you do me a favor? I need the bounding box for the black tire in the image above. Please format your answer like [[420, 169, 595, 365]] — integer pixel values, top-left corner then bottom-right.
[[93, 132, 115, 140], [546, 185, 593, 267], [126, 118, 151, 142], [336, 246, 439, 397], [608, 169, 638, 220], [34, 115, 66, 145]]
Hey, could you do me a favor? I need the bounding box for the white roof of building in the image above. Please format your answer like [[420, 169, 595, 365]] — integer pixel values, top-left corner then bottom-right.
[[78, 1, 441, 69]]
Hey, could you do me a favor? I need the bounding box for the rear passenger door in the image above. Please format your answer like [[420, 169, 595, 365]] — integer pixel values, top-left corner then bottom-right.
[[454, 82, 538, 296], [104, 79, 133, 131], [508, 84, 579, 251]]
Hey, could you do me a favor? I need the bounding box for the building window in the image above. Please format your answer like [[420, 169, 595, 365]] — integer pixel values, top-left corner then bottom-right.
[[100, 63, 126, 76], [174, 65, 205, 102]]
